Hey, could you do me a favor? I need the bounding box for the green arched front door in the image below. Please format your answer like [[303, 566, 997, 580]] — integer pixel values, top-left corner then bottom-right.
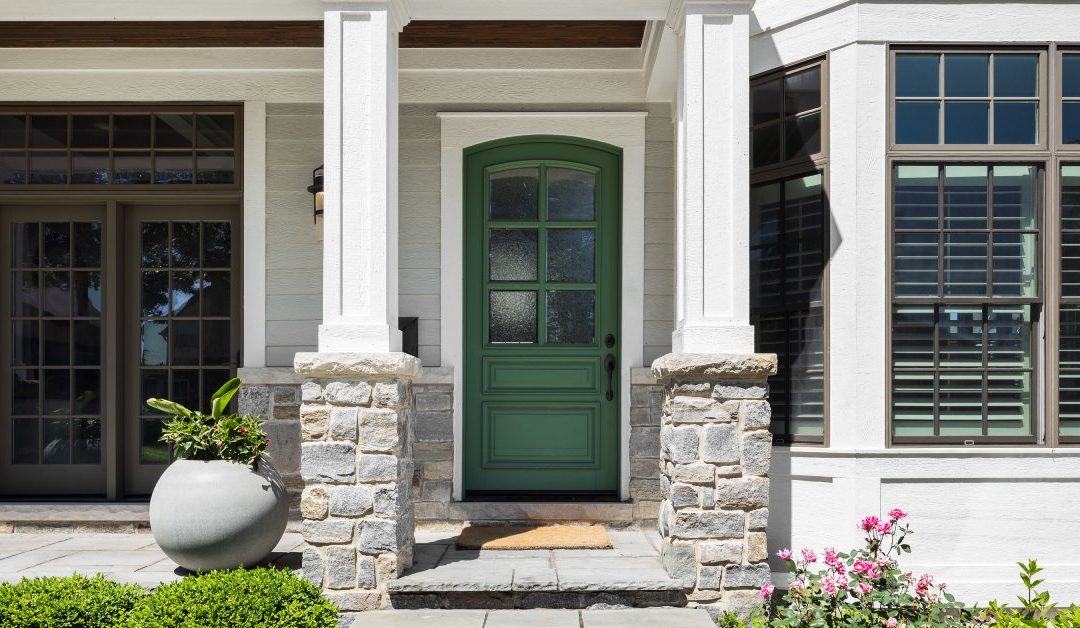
[[463, 136, 621, 498]]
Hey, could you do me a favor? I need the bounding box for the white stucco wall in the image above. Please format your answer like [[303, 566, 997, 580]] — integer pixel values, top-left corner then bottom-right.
[[753, 0, 1080, 604]]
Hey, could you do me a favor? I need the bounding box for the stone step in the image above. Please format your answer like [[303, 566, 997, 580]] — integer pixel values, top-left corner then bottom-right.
[[0, 502, 302, 534], [350, 608, 716, 627], [446, 501, 635, 524], [386, 526, 685, 610], [0, 502, 150, 534]]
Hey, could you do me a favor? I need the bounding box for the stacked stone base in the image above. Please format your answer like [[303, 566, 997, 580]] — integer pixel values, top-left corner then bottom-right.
[[652, 353, 777, 620], [295, 353, 421, 611]]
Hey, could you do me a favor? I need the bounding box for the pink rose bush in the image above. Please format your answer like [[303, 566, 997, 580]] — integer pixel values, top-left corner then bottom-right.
[[752, 508, 970, 626]]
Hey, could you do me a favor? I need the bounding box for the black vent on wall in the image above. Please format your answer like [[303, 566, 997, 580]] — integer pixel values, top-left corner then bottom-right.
[[398, 317, 419, 359]]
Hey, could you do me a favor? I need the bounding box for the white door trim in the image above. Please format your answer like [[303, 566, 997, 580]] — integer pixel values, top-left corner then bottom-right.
[[438, 111, 647, 501]]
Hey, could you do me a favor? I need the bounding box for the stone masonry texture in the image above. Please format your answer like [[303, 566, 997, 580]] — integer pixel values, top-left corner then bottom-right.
[[295, 352, 422, 612], [651, 352, 777, 621], [239, 382, 304, 523]]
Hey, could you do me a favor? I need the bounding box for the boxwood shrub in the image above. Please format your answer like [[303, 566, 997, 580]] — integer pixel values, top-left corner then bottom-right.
[[124, 567, 338, 628], [0, 573, 144, 628]]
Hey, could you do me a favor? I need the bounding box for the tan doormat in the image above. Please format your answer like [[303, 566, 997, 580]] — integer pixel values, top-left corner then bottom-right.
[[456, 525, 612, 550]]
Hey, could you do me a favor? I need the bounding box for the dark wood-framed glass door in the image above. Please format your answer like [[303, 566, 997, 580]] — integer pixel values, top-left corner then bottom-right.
[[0, 205, 110, 495], [123, 205, 242, 496]]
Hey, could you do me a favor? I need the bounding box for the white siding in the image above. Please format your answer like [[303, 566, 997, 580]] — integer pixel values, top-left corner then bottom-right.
[[643, 103, 674, 365], [264, 103, 323, 366], [261, 103, 674, 368]]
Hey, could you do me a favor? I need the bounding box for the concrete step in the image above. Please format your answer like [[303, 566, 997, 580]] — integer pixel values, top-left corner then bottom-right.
[[349, 608, 716, 627], [446, 502, 635, 524]]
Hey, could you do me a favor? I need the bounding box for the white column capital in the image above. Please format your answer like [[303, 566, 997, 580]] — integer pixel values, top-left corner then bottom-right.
[[666, 0, 754, 34], [322, 0, 410, 32]]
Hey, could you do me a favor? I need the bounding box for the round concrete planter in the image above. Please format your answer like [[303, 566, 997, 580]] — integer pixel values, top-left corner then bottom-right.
[[149, 459, 290, 572]]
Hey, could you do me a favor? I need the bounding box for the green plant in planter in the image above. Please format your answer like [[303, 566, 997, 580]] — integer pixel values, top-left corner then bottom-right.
[[147, 378, 269, 469]]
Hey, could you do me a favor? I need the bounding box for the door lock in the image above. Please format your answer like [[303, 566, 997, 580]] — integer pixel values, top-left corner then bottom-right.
[[604, 354, 616, 401], [604, 333, 616, 348]]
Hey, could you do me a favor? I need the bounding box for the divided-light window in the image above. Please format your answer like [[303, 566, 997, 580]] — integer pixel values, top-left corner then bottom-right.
[[751, 62, 823, 169], [894, 51, 1043, 146], [889, 45, 1080, 446], [750, 59, 828, 444], [0, 109, 238, 186]]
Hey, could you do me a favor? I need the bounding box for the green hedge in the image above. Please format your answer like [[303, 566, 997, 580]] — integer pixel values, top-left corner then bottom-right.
[[0, 574, 143, 628], [0, 568, 338, 628], [126, 567, 338, 628]]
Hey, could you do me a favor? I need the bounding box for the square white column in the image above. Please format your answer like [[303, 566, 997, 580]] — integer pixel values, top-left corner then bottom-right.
[[669, 0, 755, 354], [320, 0, 409, 353]]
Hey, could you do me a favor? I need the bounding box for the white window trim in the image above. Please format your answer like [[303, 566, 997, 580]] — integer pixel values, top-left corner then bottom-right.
[[438, 111, 647, 501]]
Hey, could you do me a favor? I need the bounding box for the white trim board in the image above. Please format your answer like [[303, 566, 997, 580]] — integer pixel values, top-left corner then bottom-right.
[[438, 111, 647, 502], [242, 101, 268, 368]]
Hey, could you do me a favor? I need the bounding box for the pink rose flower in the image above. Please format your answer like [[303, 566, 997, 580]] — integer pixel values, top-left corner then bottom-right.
[[834, 561, 847, 577], [790, 579, 805, 592], [821, 575, 841, 596], [915, 574, 933, 598], [800, 548, 818, 564], [760, 583, 775, 599], [865, 565, 882, 579], [823, 547, 839, 566], [888, 508, 908, 521], [886, 619, 898, 628], [852, 560, 874, 574], [877, 521, 893, 535], [860, 515, 881, 532], [776, 548, 793, 560], [857, 582, 874, 595]]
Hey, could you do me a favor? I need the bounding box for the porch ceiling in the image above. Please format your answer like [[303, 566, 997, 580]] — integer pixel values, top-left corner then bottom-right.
[[0, 20, 647, 49]]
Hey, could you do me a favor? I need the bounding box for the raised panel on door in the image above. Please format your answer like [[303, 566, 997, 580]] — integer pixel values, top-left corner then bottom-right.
[[123, 205, 242, 496]]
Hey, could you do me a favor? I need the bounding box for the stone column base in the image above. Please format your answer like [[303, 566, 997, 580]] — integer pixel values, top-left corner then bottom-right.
[[295, 352, 421, 611], [651, 353, 777, 620]]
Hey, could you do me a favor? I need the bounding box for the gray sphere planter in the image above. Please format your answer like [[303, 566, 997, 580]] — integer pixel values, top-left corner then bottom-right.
[[149, 459, 290, 572]]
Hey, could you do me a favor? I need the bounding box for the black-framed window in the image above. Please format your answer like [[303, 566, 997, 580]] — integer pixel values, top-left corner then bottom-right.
[[891, 163, 1040, 443], [0, 110, 238, 187], [751, 172, 826, 443], [751, 62, 823, 170], [894, 51, 1043, 146]]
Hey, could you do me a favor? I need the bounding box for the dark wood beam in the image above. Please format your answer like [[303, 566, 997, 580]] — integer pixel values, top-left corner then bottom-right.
[[0, 20, 648, 49], [400, 21, 647, 48], [0, 21, 323, 47]]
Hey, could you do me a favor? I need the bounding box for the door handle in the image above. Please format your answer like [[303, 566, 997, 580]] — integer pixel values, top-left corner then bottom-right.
[[604, 354, 616, 401]]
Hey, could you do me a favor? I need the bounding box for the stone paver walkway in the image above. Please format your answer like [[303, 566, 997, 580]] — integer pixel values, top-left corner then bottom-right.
[[388, 526, 681, 593], [354, 608, 716, 627], [0, 532, 303, 587]]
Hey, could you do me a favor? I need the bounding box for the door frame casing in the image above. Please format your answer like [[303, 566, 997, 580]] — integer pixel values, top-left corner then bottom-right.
[[438, 112, 647, 501]]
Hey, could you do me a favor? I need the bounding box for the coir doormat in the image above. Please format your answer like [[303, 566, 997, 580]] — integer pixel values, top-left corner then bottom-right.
[[456, 524, 612, 550]]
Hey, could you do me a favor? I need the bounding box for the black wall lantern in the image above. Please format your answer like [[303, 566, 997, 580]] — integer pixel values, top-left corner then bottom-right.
[[306, 164, 325, 223]]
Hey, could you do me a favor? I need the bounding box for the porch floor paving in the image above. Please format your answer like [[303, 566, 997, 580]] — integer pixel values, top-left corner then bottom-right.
[[0, 531, 303, 587]]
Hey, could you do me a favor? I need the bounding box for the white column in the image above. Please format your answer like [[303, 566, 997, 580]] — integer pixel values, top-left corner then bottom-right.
[[320, 0, 408, 352], [669, 0, 755, 354]]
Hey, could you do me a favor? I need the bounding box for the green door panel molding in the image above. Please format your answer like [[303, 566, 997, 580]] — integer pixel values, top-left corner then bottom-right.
[[463, 136, 621, 496]]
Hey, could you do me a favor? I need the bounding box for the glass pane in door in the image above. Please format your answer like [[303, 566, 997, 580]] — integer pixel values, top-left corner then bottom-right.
[[8, 220, 103, 465], [137, 220, 233, 464]]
